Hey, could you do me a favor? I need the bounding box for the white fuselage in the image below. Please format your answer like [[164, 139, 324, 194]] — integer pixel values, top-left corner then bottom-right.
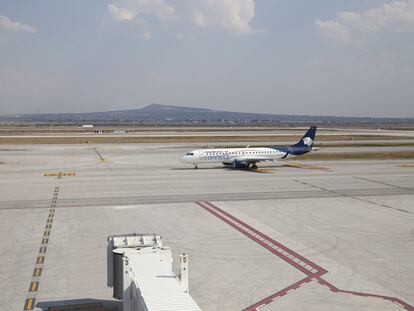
[[181, 147, 287, 165]]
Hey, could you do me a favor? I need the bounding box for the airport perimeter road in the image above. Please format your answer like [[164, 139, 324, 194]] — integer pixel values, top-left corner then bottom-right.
[[0, 143, 413, 310]]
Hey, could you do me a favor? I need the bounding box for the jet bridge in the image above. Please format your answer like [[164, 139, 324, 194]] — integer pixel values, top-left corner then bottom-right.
[[107, 233, 201, 311]]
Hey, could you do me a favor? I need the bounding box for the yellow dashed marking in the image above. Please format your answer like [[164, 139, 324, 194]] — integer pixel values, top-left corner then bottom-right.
[[44, 172, 76, 177], [29, 281, 39, 292], [24, 298, 35, 310], [25, 186, 59, 309], [33, 268, 42, 277]]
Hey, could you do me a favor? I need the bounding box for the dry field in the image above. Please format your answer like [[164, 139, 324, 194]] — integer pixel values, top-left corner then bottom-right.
[[0, 134, 413, 145]]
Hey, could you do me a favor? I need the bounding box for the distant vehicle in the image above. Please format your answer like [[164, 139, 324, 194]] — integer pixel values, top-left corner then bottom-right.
[[181, 126, 317, 169]]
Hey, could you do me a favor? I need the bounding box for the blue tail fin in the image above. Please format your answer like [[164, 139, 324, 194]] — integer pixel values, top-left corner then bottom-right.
[[292, 126, 317, 148]]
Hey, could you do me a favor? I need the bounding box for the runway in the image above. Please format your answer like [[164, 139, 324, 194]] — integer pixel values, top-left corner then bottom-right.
[[0, 142, 413, 310]]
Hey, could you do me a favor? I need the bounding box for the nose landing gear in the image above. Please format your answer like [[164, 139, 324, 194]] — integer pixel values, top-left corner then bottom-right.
[[194, 163, 198, 169]]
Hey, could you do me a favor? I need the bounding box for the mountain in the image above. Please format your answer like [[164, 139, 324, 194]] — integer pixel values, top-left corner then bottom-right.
[[1, 104, 413, 124]]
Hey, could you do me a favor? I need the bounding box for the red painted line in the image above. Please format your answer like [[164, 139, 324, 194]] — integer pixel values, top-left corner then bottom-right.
[[197, 201, 326, 276], [244, 276, 313, 311], [337, 288, 413, 310], [309, 261, 414, 310], [316, 278, 339, 293], [197, 201, 414, 311]]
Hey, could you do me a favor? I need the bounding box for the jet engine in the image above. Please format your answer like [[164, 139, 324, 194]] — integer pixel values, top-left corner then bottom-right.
[[232, 160, 249, 168]]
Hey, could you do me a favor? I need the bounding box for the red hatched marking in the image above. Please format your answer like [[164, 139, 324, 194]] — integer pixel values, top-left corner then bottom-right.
[[196, 201, 326, 276], [197, 201, 414, 311], [245, 276, 313, 311]]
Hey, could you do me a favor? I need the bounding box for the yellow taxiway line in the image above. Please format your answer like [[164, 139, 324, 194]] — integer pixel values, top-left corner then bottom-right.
[[399, 163, 414, 168], [283, 163, 330, 171]]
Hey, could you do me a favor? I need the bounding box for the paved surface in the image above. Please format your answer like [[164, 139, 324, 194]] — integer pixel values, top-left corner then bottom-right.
[[0, 143, 413, 310]]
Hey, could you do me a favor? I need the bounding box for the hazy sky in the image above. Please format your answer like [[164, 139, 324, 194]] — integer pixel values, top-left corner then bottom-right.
[[1, 0, 413, 117]]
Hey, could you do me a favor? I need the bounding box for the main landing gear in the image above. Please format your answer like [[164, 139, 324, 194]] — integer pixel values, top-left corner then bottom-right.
[[251, 164, 258, 170]]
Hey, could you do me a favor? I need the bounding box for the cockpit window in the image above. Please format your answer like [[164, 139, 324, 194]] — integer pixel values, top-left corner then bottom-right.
[[186, 152, 194, 156]]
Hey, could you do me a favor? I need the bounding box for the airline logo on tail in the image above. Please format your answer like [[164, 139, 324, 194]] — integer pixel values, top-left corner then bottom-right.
[[303, 137, 313, 147]]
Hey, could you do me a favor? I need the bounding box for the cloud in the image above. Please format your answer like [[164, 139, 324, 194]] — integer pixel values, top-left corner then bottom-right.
[[0, 15, 37, 34], [316, 0, 414, 45], [107, 0, 176, 39], [131, 0, 176, 23], [107, 0, 176, 23], [108, 4, 135, 21], [106, 0, 259, 37], [191, 0, 257, 34], [315, 19, 351, 45]]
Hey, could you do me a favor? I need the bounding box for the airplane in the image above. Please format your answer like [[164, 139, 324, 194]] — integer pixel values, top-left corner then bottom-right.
[[181, 126, 317, 169]]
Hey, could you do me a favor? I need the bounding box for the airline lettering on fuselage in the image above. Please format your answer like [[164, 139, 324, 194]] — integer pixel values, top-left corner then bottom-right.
[[203, 151, 230, 161]]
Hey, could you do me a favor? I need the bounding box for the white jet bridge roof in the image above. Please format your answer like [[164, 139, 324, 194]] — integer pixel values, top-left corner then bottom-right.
[[136, 275, 201, 310], [128, 249, 201, 311]]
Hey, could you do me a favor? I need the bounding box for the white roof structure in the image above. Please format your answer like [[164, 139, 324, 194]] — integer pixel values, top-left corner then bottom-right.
[[135, 275, 201, 310], [128, 248, 201, 311], [107, 233, 202, 311]]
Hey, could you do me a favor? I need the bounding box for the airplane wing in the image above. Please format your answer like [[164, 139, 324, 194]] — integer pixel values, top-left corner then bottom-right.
[[229, 155, 275, 164]]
